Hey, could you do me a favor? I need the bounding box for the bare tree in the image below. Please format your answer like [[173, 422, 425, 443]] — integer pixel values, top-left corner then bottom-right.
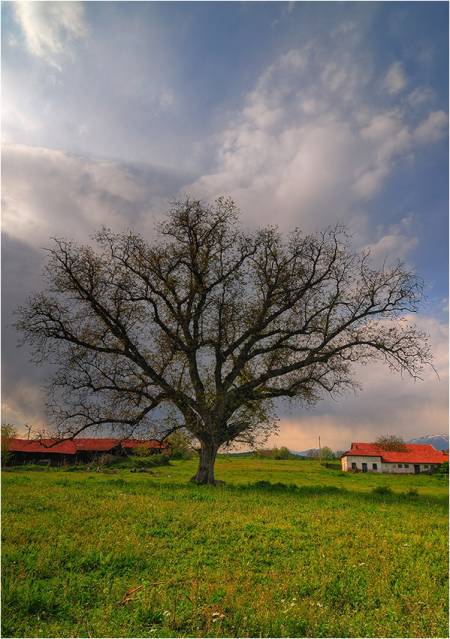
[[375, 434, 408, 451], [1, 423, 17, 465], [17, 197, 430, 484]]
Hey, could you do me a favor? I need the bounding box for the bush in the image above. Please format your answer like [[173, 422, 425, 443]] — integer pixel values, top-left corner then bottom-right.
[[372, 485, 393, 496], [309, 446, 336, 460], [321, 462, 341, 470], [1, 423, 17, 466], [132, 455, 170, 468], [86, 453, 115, 471], [255, 447, 293, 460], [435, 462, 449, 477], [166, 431, 195, 460]]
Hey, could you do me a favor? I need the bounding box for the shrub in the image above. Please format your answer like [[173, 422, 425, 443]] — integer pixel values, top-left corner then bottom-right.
[[1, 423, 17, 466], [372, 485, 393, 496], [435, 462, 449, 477], [133, 455, 170, 468], [166, 430, 195, 459], [86, 453, 115, 471], [255, 447, 293, 460], [322, 461, 341, 470], [309, 446, 335, 460]]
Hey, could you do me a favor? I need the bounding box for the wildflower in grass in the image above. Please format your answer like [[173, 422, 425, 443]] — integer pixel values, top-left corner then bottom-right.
[[212, 613, 226, 622]]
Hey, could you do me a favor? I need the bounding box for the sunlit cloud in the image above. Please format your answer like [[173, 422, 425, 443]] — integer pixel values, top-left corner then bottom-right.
[[11, 1, 87, 69], [384, 62, 408, 95], [189, 41, 447, 253]]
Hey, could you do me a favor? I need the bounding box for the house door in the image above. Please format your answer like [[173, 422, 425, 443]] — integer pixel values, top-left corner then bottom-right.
[[414, 464, 420, 474], [362, 462, 368, 472]]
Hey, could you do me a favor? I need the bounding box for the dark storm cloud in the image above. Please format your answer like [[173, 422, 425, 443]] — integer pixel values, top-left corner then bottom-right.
[[1, 145, 194, 428]]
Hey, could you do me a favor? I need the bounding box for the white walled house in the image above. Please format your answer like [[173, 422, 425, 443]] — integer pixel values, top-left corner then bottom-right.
[[341, 442, 448, 474]]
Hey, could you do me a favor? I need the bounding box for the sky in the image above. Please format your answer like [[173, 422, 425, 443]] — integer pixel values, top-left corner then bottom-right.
[[2, 1, 448, 451]]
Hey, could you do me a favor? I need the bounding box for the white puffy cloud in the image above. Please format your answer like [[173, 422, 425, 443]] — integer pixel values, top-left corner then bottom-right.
[[2, 144, 191, 249], [384, 61, 408, 95], [12, 1, 87, 69], [365, 216, 418, 264], [188, 45, 447, 241]]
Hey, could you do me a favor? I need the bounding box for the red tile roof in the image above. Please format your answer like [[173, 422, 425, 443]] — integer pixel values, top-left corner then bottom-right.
[[7, 437, 168, 455], [9, 438, 77, 455], [74, 438, 121, 452], [342, 442, 448, 464]]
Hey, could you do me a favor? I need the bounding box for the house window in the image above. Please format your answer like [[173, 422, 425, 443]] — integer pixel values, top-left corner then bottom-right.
[[351, 462, 357, 470], [404, 464, 409, 468], [372, 463, 378, 470], [424, 464, 429, 469], [398, 464, 403, 468]]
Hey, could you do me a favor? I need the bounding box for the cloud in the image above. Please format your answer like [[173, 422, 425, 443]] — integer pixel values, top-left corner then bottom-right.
[[12, 1, 87, 69], [2, 144, 192, 250], [271, 1, 297, 27], [407, 86, 435, 109], [414, 111, 449, 144], [1, 380, 47, 432], [384, 62, 407, 95], [1, 234, 52, 430], [365, 217, 418, 264], [1, 144, 195, 429], [188, 43, 447, 239]]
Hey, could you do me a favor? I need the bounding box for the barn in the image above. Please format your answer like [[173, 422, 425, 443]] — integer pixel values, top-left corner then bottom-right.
[[73, 438, 123, 463], [6, 437, 170, 466], [341, 442, 448, 474], [7, 438, 78, 466]]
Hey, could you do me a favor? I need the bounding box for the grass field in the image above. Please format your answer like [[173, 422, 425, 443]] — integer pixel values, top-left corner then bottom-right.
[[2, 457, 448, 638]]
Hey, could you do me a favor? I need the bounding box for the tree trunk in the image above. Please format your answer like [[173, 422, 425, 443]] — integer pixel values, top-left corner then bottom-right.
[[192, 440, 219, 485]]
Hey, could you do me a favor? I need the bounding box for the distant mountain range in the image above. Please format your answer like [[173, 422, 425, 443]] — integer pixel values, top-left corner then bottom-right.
[[408, 434, 449, 451], [291, 448, 322, 457]]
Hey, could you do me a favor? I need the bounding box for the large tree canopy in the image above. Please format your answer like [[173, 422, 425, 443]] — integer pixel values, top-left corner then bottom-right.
[[17, 197, 430, 483]]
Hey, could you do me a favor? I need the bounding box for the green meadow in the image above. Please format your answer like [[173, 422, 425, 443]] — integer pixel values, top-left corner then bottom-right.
[[2, 457, 448, 638]]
